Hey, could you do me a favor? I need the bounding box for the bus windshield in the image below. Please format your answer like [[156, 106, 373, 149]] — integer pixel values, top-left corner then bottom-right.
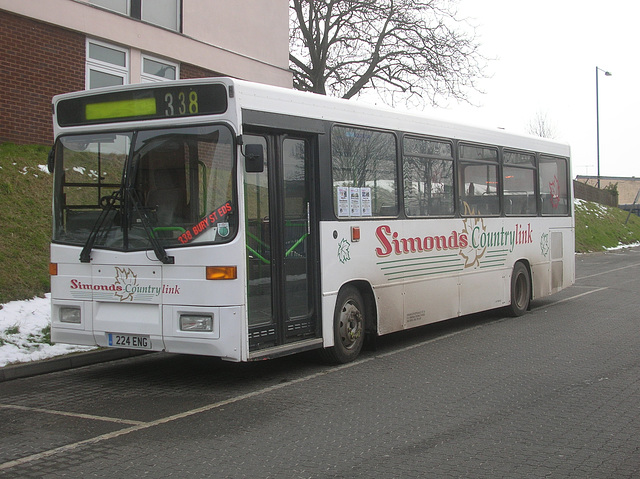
[[52, 125, 237, 256]]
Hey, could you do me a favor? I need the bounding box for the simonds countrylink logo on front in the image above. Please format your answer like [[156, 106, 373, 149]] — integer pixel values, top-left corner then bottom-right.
[[69, 267, 180, 302]]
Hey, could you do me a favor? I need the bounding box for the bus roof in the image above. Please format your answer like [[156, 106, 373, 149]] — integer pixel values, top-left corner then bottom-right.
[[52, 77, 570, 158], [231, 78, 570, 157]]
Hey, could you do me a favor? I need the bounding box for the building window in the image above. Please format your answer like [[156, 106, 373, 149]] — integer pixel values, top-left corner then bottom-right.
[[142, 0, 180, 31], [89, 0, 181, 32], [89, 0, 128, 15], [141, 55, 179, 82], [86, 39, 129, 89]]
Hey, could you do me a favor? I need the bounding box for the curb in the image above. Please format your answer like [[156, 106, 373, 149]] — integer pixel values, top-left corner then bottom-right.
[[0, 349, 150, 382]]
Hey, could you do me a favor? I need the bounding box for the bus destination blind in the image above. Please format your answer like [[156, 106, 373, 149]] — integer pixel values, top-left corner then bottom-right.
[[57, 83, 228, 127]]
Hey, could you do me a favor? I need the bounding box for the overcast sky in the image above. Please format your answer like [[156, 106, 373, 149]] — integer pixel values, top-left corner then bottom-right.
[[434, 0, 640, 179]]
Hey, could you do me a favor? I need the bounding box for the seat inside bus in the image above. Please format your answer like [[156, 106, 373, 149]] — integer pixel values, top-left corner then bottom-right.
[[138, 146, 189, 225]]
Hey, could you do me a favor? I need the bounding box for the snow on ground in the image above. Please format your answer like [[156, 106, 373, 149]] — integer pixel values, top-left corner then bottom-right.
[[0, 293, 95, 368], [606, 242, 640, 251], [574, 198, 610, 218]]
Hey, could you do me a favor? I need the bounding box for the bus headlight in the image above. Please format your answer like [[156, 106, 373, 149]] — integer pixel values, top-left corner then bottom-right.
[[180, 314, 213, 332], [59, 307, 81, 324]]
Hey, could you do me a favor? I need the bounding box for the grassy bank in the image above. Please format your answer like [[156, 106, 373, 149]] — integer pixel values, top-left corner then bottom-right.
[[0, 143, 52, 303], [1, 143, 640, 303], [574, 199, 640, 252]]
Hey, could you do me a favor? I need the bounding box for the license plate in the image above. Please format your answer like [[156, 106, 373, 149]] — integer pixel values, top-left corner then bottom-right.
[[107, 333, 151, 350]]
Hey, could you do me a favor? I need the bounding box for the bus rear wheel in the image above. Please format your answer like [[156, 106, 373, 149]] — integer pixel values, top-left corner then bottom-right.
[[322, 286, 365, 364], [508, 262, 530, 317]]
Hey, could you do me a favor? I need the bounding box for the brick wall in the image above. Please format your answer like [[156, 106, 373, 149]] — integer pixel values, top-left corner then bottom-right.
[[573, 180, 618, 207], [180, 62, 222, 80], [0, 10, 85, 145], [0, 9, 236, 146], [575, 176, 640, 205]]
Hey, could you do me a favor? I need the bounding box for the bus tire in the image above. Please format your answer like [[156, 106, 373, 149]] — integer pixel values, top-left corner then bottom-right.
[[322, 286, 365, 364], [508, 262, 530, 317]]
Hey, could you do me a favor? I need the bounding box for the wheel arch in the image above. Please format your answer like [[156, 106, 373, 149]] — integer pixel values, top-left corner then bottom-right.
[[339, 280, 378, 336]]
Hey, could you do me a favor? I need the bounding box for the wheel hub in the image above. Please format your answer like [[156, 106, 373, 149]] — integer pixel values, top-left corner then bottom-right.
[[339, 302, 363, 349]]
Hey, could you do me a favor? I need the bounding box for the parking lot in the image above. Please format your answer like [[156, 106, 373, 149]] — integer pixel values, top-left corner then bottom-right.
[[1, 248, 639, 478]]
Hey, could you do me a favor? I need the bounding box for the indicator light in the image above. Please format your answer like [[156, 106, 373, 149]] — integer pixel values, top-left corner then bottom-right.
[[206, 266, 237, 280]]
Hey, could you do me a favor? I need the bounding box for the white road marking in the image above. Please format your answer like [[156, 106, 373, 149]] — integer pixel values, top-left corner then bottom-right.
[[576, 262, 640, 280], [531, 287, 609, 309], [0, 404, 145, 426]]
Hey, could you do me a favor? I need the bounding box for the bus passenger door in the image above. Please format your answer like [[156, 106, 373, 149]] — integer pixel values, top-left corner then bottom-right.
[[244, 133, 318, 352]]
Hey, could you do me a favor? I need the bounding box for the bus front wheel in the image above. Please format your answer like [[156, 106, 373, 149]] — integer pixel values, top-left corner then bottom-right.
[[508, 262, 531, 317], [322, 286, 365, 364]]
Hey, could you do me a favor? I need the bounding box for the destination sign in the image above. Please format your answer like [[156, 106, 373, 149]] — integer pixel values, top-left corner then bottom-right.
[[56, 83, 228, 127]]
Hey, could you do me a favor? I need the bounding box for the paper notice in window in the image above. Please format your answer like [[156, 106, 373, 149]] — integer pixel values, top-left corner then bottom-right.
[[361, 187, 372, 216], [337, 186, 349, 217], [350, 187, 361, 217]]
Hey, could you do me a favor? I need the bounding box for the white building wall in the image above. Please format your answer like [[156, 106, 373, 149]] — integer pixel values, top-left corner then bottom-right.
[[184, 0, 290, 71], [0, 0, 292, 87]]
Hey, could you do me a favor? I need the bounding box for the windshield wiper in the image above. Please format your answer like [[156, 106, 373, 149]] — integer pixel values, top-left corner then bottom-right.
[[126, 188, 175, 265], [80, 190, 122, 263], [79, 188, 174, 264]]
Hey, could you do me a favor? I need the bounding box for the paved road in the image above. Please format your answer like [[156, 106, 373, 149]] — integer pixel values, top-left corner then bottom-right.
[[1, 248, 639, 478]]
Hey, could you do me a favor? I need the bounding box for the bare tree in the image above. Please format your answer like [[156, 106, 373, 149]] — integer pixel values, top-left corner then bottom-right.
[[289, 0, 486, 107], [527, 111, 557, 139]]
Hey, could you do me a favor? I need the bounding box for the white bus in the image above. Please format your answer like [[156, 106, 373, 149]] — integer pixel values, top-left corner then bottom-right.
[[49, 78, 574, 363]]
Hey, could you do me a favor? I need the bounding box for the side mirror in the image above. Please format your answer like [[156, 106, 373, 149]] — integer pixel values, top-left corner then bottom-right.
[[244, 144, 264, 173], [47, 146, 55, 173]]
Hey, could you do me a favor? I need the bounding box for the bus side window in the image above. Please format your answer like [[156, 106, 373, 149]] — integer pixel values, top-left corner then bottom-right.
[[331, 125, 398, 218], [504, 151, 537, 216], [402, 137, 454, 218], [458, 144, 499, 216], [539, 156, 569, 215]]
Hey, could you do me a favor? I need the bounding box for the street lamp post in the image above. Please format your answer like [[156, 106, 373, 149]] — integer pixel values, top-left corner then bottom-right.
[[596, 66, 612, 189]]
